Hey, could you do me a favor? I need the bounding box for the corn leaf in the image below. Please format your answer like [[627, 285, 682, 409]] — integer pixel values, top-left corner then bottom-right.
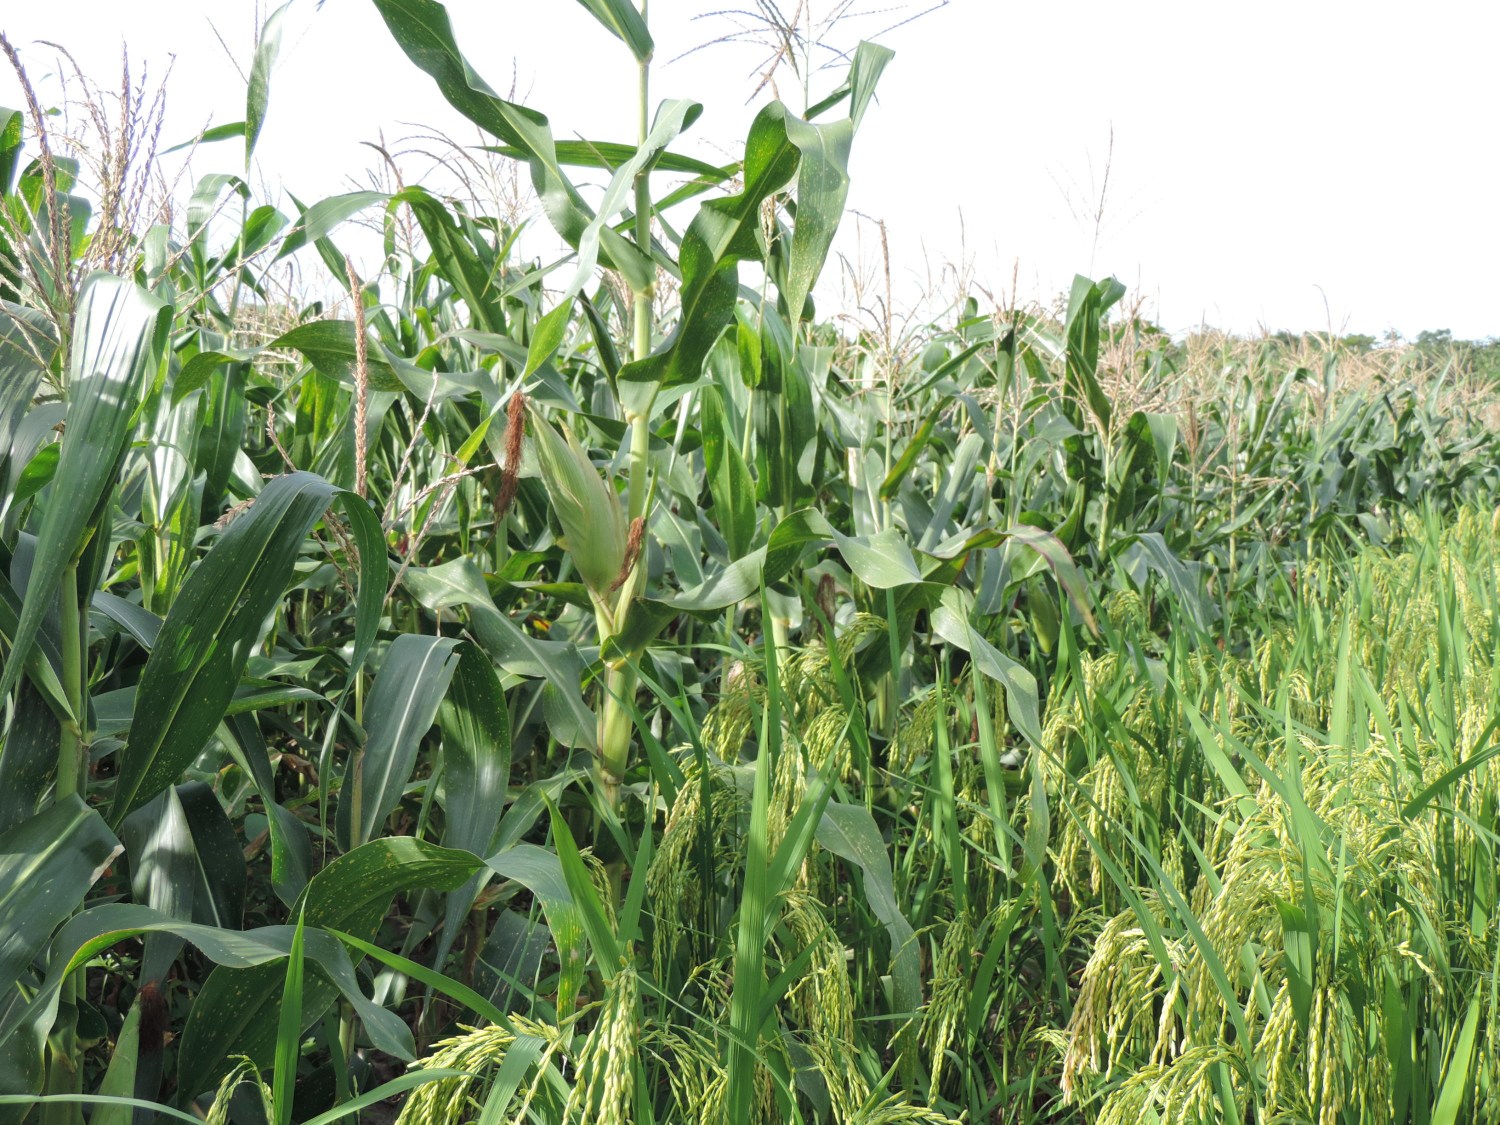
[[0, 274, 169, 705], [336, 633, 462, 850]]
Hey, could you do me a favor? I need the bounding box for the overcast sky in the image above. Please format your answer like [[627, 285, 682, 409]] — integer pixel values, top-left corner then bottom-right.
[[3, 0, 1496, 339]]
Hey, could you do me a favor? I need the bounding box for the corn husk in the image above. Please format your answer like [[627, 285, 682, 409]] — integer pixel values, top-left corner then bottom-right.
[[527, 407, 627, 596]]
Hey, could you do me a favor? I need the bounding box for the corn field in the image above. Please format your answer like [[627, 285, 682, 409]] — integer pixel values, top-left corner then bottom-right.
[[1, 3, 1499, 1124]]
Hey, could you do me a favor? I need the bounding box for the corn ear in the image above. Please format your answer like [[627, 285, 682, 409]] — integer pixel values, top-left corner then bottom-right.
[[527, 407, 628, 597]]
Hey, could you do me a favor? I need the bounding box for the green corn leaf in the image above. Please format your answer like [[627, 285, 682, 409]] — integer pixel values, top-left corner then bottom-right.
[[930, 523, 1098, 634], [931, 588, 1045, 752], [194, 364, 250, 518], [658, 549, 768, 612], [159, 120, 246, 156], [110, 473, 354, 823], [437, 643, 513, 950], [272, 909, 305, 1125], [780, 115, 852, 324], [372, 0, 650, 282], [763, 508, 922, 589], [615, 101, 803, 415], [0, 303, 54, 496], [0, 681, 60, 834], [276, 190, 389, 260], [118, 788, 198, 984], [522, 97, 701, 376], [337, 633, 462, 850], [614, 47, 888, 414], [234, 203, 290, 264], [294, 838, 483, 939], [879, 404, 942, 500], [1062, 273, 1125, 431], [0, 274, 169, 705], [223, 715, 311, 907], [437, 641, 512, 859], [752, 329, 821, 510], [170, 349, 245, 405], [109, 477, 382, 823], [246, 2, 290, 168], [542, 799, 621, 970], [394, 188, 506, 335], [0, 570, 71, 725], [1116, 531, 1218, 636], [175, 838, 481, 1095], [0, 105, 25, 194], [413, 558, 596, 751], [122, 783, 247, 966], [700, 385, 756, 558], [916, 432, 984, 553], [174, 782, 247, 928], [88, 998, 140, 1125], [186, 172, 250, 249], [523, 300, 576, 380], [0, 796, 121, 1004], [93, 683, 323, 741], [804, 39, 893, 126], [338, 490, 387, 678], [8, 904, 418, 1095], [10, 443, 58, 509], [265, 320, 404, 392], [483, 843, 589, 1016], [482, 139, 730, 178], [815, 802, 921, 1016], [572, 0, 653, 60], [725, 594, 781, 1121]]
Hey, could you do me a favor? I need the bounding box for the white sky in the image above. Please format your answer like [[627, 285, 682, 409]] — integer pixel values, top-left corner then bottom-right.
[[3, 0, 1496, 339]]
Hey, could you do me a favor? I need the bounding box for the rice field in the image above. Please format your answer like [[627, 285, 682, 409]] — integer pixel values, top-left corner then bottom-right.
[[1, 3, 1499, 1123]]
